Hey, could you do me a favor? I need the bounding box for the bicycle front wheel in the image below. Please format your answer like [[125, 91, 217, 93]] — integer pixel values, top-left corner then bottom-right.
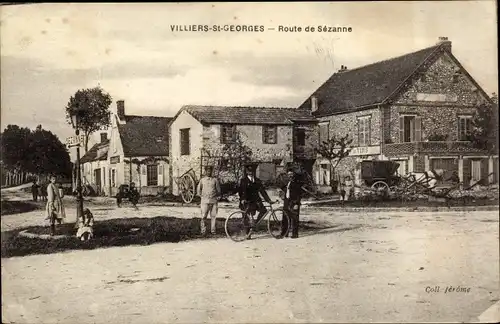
[[225, 211, 252, 242], [268, 208, 289, 239]]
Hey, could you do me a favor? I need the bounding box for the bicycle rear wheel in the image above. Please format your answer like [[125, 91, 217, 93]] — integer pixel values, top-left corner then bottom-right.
[[225, 211, 252, 242], [268, 208, 289, 239]]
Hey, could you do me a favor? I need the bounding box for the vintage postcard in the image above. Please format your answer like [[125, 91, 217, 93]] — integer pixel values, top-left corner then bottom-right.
[[1, 1, 498, 323]]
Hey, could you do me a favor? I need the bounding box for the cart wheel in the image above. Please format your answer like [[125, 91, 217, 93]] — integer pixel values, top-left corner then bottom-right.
[[371, 181, 389, 195], [179, 174, 196, 203]]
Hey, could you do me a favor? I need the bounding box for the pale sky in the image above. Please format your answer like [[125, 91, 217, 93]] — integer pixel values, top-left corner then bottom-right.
[[1, 1, 498, 150]]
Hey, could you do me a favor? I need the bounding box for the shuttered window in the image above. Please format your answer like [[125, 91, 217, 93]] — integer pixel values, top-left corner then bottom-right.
[[458, 116, 472, 141], [262, 125, 277, 144], [221, 124, 236, 144], [318, 122, 329, 144], [399, 115, 422, 143], [147, 164, 158, 186], [180, 128, 190, 155], [358, 116, 371, 146], [296, 128, 306, 146]]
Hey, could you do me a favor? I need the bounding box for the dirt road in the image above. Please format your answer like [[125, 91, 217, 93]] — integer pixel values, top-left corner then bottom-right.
[[2, 203, 499, 323]]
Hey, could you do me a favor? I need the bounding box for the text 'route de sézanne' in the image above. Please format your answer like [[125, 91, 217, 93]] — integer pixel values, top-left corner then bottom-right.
[[277, 25, 352, 32]]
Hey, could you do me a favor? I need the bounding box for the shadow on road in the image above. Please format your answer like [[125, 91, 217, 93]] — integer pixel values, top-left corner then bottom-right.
[[2, 216, 354, 258], [1, 200, 42, 216]]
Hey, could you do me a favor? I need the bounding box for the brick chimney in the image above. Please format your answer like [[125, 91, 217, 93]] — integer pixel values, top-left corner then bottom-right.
[[116, 100, 125, 120], [100, 132, 108, 143], [437, 36, 452, 51], [338, 65, 348, 73]]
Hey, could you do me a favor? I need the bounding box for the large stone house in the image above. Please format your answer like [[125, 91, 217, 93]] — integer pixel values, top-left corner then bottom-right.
[[168, 105, 317, 196], [298, 37, 498, 188], [105, 100, 172, 196]]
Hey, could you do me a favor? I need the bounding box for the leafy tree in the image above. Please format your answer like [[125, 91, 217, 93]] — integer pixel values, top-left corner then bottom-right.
[[1, 124, 72, 178], [315, 134, 353, 192], [0, 125, 31, 172], [28, 125, 72, 178], [65, 87, 113, 152], [201, 131, 252, 196], [471, 99, 498, 154], [218, 131, 253, 182]]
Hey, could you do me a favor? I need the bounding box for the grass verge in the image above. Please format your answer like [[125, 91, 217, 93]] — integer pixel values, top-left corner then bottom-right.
[[1, 216, 330, 259]]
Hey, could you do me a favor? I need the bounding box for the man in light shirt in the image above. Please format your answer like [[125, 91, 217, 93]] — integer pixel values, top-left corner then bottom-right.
[[197, 165, 221, 235]]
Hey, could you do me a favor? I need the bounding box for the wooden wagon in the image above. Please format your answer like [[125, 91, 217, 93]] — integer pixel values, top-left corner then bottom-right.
[[360, 160, 401, 194]]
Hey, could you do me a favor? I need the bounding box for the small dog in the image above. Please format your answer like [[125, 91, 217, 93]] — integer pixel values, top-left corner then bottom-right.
[[76, 208, 94, 241]]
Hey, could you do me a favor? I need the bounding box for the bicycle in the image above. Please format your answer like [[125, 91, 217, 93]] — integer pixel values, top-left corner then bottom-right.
[[224, 200, 290, 242]]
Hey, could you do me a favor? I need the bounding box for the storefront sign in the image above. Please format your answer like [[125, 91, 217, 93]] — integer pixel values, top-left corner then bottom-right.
[[350, 146, 381, 156], [110, 156, 120, 164]]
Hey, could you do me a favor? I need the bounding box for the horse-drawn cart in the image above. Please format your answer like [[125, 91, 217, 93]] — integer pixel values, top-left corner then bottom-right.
[[359, 159, 494, 201], [360, 160, 401, 195], [174, 168, 198, 203]]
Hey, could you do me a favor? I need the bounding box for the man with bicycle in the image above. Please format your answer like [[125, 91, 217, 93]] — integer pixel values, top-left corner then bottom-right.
[[238, 163, 273, 238]]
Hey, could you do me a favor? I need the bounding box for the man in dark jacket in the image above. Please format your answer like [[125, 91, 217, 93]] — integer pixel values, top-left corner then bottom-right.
[[281, 166, 303, 239], [238, 163, 273, 236], [31, 180, 39, 202]]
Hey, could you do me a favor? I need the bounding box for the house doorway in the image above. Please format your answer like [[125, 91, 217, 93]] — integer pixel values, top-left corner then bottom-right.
[[94, 168, 101, 194], [471, 160, 482, 184]]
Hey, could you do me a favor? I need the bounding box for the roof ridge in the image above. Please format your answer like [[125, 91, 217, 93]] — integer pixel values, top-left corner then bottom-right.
[[185, 105, 298, 110], [333, 43, 442, 75], [125, 114, 173, 119]]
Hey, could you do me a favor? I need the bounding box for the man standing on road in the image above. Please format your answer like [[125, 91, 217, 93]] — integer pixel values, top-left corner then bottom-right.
[[197, 165, 221, 235], [281, 166, 303, 239], [31, 179, 39, 202], [239, 163, 273, 237]]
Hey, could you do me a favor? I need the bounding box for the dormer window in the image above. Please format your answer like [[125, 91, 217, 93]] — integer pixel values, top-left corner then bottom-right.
[[311, 96, 318, 112]]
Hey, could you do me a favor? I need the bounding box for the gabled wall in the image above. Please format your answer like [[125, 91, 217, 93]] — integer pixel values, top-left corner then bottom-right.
[[170, 110, 204, 195], [387, 52, 490, 143]]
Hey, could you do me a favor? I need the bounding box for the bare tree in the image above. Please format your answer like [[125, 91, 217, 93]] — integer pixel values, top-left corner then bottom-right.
[[315, 134, 353, 192]]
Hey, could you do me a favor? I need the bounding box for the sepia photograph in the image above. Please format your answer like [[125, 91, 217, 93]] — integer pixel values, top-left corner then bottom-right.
[[1, 1, 498, 323]]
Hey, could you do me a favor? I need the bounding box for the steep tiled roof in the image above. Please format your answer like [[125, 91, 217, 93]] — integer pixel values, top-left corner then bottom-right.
[[80, 140, 109, 164], [298, 43, 448, 116], [118, 115, 172, 157], [182, 105, 316, 125]]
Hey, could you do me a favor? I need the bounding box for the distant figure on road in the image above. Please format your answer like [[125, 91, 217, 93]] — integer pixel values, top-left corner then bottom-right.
[[31, 180, 39, 202], [39, 182, 47, 202], [197, 165, 221, 235], [45, 176, 66, 236], [116, 182, 140, 209], [280, 166, 303, 239]]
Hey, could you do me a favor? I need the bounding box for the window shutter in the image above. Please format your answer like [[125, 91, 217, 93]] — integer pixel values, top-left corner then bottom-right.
[[262, 126, 266, 144], [399, 116, 405, 143], [415, 116, 422, 142], [158, 164, 163, 186], [368, 118, 372, 145], [141, 166, 147, 187], [220, 125, 224, 144], [357, 120, 361, 146]]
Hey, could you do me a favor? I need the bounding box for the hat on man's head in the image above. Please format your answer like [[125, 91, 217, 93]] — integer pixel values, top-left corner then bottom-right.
[[244, 162, 258, 171]]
